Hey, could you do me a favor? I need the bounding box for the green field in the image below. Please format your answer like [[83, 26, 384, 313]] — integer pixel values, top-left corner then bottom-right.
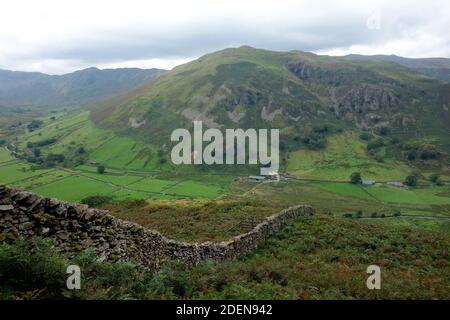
[[165, 180, 224, 198], [234, 179, 450, 232], [31, 175, 119, 202], [313, 182, 374, 200], [126, 178, 176, 193], [109, 189, 155, 201], [89, 136, 143, 168], [0, 147, 14, 163], [287, 131, 412, 181], [313, 181, 450, 208], [0, 162, 53, 184], [18, 111, 93, 149], [79, 172, 144, 187], [15, 169, 72, 190], [0, 159, 230, 203], [46, 120, 114, 155], [361, 185, 450, 208], [367, 185, 425, 205], [75, 164, 126, 175]]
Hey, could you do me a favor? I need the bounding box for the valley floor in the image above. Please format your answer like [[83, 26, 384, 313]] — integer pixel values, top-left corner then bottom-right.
[[1, 151, 449, 240]]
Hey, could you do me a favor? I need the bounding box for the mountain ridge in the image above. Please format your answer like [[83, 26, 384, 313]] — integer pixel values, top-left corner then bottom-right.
[[343, 54, 450, 82], [0, 67, 167, 108]]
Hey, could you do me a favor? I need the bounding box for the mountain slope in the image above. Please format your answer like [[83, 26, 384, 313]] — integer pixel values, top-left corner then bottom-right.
[[0, 67, 166, 108], [91, 46, 450, 148], [344, 54, 450, 83]]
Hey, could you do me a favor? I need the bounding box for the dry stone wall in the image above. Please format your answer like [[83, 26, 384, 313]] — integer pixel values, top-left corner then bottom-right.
[[0, 185, 314, 266]]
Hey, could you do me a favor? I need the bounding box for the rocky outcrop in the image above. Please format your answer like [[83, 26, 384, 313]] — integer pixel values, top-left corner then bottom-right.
[[261, 105, 283, 122], [287, 61, 324, 80], [227, 109, 246, 123], [181, 108, 222, 129], [334, 85, 399, 114], [0, 185, 314, 266], [128, 117, 146, 129]]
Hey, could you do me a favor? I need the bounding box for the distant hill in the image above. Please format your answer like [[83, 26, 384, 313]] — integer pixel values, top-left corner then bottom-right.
[[344, 54, 450, 83], [0, 67, 166, 108], [91, 46, 450, 147]]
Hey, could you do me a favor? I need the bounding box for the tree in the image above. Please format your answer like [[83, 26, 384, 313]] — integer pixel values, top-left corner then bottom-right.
[[81, 195, 112, 207], [97, 165, 105, 174], [376, 126, 389, 136], [77, 146, 86, 154], [405, 175, 417, 187], [359, 132, 371, 141], [302, 133, 326, 149], [390, 137, 400, 144], [46, 153, 65, 163], [411, 170, 421, 178], [406, 149, 417, 161], [350, 172, 362, 184], [374, 154, 384, 163], [429, 173, 440, 183], [33, 148, 41, 157], [367, 138, 384, 151], [312, 124, 330, 134], [34, 138, 57, 147], [27, 120, 43, 131]]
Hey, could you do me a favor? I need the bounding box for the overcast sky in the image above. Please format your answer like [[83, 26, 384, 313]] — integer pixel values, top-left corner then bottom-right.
[[0, 0, 449, 74]]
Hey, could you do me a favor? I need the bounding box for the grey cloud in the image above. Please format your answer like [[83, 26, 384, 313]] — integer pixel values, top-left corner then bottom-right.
[[29, 19, 378, 63], [1, 0, 449, 73]]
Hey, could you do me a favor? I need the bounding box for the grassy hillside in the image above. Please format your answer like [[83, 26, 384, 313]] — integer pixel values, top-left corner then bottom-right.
[[286, 131, 412, 181], [102, 182, 450, 242], [1, 214, 448, 299], [102, 199, 283, 242], [91, 46, 450, 153]]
